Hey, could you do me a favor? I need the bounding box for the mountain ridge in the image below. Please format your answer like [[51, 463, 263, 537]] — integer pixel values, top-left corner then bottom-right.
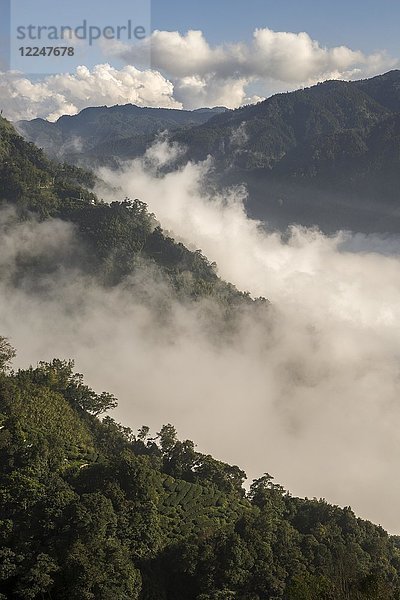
[[17, 104, 229, 164], [17, 70, 400, 232]]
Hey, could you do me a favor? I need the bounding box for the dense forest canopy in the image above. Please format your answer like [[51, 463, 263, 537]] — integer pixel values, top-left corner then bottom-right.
[[0, 115, 252, 304], [1, 338, 400, 599]]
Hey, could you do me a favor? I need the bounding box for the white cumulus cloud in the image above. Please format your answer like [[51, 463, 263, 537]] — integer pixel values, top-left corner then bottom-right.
[[1, 27, 398, 120], [0, 63, 181, 122], [93, 144, 400, 532], [112, 27, 398, 108]]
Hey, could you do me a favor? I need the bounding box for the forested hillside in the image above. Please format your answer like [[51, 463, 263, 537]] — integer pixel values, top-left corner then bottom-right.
[[0, 340, 400, 599], [171, 71, 400, 231], [0, 115, 247, 303], [169, 71, 400, 187]]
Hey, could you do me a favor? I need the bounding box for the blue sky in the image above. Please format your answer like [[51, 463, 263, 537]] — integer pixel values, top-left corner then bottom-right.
[[1, 0, 399, 64], [151, 0, 400, 55]]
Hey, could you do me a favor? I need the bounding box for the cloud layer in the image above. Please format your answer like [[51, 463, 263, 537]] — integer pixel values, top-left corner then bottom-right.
[[1, 27, 398, 120], [2, 144, 400, 532], [94, 143, 400, 532], [0, 64, 181, 122], [112, 27, 398, 108]]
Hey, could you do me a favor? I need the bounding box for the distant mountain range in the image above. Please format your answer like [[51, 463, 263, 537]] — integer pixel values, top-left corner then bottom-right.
[[17, 104, 228, 165], [17, 71, 400, 233]]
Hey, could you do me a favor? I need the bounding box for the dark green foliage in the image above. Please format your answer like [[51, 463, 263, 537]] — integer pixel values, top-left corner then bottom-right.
[[0, 116, 252, 305], [0, 116, 96, 218], [0, 356, 400, 599], [23, 359, 118, 417]]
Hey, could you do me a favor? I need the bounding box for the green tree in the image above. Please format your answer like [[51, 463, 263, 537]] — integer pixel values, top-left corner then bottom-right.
[[0, 337, 15, 372]]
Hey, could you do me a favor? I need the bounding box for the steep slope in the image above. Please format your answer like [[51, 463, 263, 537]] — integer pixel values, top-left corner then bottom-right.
[[172, 72, 400, 231], [354, 69, 400, 111], [0, 351, 399, 599], [173, 79, 391, 167], [0, 115, 96, 216], [0, 115, 249, 303]]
